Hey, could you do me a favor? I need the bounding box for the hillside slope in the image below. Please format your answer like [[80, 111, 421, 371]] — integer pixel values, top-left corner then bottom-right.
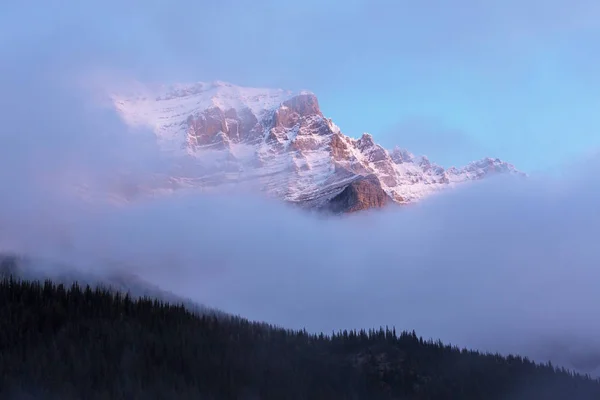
[[1, 278, 598, 399]]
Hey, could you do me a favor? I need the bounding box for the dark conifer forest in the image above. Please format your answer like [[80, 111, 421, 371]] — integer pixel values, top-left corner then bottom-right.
[[1, 277, 599, 399]]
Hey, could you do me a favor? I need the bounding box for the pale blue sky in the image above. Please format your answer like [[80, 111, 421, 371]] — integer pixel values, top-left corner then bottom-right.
[[3, 0, 600, 172]]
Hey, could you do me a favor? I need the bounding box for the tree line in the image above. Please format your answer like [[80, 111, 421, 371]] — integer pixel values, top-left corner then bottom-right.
[[1, 277, 599, 399]]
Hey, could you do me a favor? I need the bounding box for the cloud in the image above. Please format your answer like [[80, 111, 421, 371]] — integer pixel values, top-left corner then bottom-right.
[[5, 0, 599, 90], [109, 172, 600, 378], [0, 23, 167, 255], [4, 141, 600, 377]]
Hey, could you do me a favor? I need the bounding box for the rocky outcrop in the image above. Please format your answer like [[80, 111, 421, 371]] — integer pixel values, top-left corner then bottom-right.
[[185, 93, 328, 151], [324, 175, 391, 214], [186, 106, 263, 150], [274, 93, 322, 128]]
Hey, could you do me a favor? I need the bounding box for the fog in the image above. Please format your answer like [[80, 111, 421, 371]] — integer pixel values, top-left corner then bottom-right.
[[3, 75, 600, 376], [4, 162, 600, 377], [2, 0, 600, 379]]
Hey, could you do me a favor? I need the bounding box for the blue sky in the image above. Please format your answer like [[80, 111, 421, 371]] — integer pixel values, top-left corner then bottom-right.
[[3, 0, 600, 172]]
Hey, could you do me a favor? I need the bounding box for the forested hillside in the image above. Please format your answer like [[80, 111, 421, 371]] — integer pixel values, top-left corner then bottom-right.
[[1, 278, 598, 399]]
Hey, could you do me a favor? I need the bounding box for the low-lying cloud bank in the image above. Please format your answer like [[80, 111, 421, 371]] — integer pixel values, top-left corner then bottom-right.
[[3, 161, 600, 376]]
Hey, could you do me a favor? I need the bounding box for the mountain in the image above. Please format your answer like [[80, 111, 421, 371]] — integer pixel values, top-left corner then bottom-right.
[[110, 81, 523, 213]]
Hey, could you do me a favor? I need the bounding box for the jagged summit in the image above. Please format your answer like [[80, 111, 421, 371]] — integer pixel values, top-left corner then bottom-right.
[[110, 80, 523, 213], [111, 81, 316, 154]]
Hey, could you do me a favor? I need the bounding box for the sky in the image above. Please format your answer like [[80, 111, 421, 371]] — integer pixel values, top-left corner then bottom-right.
[[3, 0, 600, 379], [3, 0, 600, 172]]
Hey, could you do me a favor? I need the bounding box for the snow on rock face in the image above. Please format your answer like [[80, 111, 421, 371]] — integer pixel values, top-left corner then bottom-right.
[[110, 80, 524, 212], [111, 81, 300, 154]]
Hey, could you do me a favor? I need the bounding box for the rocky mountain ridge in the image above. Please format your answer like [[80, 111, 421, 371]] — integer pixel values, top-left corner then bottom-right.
[[111, 81, 523, 213]]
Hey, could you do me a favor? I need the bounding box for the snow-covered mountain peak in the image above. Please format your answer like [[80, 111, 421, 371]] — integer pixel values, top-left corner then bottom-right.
[[357, 133, 375, 148], [152, 81, 314, 117], [111, 81, 316, 154], [390, 147, 415, 164], [109, 80, 524, 213]]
